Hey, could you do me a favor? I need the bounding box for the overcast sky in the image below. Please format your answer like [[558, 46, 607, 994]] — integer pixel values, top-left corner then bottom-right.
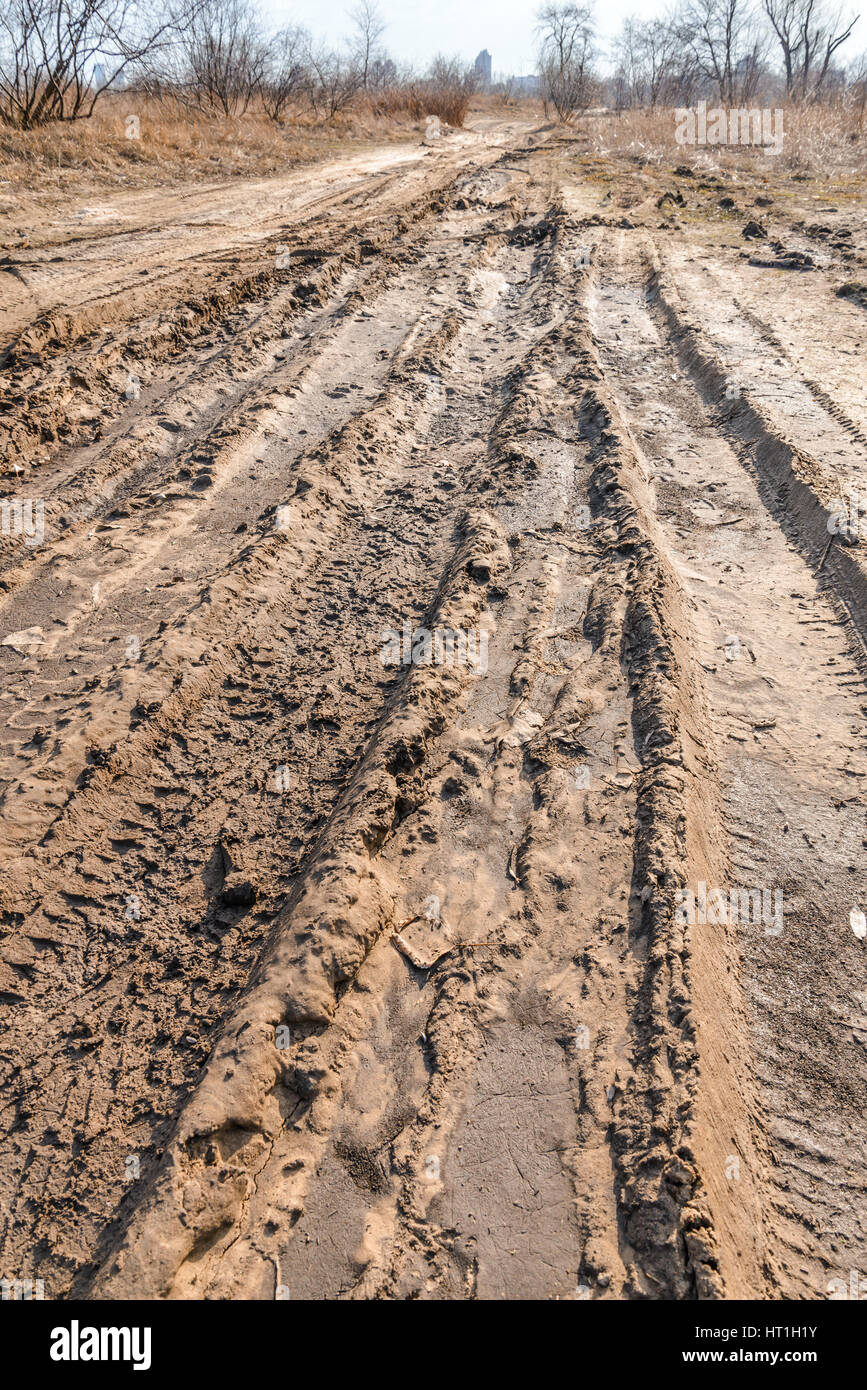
[[260, 0, 862, 75], [260, 0, 667, 75]]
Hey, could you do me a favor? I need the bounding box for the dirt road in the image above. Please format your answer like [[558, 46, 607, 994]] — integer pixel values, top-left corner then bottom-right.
[[1, 117, 865, 1300]]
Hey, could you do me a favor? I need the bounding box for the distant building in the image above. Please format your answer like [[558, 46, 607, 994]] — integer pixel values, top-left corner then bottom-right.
[[511, 74, 541, 96], [91, 62, 126, 91], [474, 50, 492, 89]]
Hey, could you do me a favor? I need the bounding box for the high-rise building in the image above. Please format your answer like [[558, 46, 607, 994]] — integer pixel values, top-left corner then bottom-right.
[[474, 50, 492, 89]]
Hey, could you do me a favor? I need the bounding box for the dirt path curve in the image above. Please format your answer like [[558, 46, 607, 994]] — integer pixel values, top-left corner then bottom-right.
[[1, 120, 864, 1301]]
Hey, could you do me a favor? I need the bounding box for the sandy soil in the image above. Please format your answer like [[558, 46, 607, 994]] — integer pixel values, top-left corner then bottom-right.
[[1, 115, 865, 1301]]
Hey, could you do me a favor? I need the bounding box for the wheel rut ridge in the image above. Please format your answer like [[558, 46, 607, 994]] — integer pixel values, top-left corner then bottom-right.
[[0, 308, 465, 927], [645, 244, 867, 670], [560, 280, 771, 1299], [83, 507, 511, 1299], [0, 172, 463, 474], [0, 304, 476, 1294]]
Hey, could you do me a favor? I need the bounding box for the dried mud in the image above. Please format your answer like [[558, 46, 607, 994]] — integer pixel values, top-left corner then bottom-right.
[[1, 118, 865, 1301]]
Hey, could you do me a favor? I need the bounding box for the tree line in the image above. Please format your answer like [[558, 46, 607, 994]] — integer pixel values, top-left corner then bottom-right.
[[540, 0, 862, 121], [0, 0, 480, 128], [0, 0, 863, 131]]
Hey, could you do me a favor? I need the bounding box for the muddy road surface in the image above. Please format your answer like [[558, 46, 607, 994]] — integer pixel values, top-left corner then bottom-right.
[[1, 119, 865, 1300]]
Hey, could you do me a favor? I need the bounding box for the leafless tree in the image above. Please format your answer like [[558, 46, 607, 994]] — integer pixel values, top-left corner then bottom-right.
[[851, 48, 867, 123], [366, 53, 397, 88], [258, 23, 310, 122], [536, 2, 597, 122], [306, 44, 361, 119], [763, 0, 859, 99], [0, 0, 192, 127], [349, 0, 386, 88], [421, 54, 478, 123], [613, 14, 685, 105], [676, 0, 769, 104], [172, 0, 269, 115], [612, 17, 646, 105], [609, 64, 630, 110]]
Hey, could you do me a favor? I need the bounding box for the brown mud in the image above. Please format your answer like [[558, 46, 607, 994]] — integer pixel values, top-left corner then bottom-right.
[[1, 117, 865, 1301]]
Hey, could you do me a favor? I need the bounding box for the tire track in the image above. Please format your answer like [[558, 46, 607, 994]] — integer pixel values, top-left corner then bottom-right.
[[3, 127, 864, 1303], [588, 228, 867, 1298]]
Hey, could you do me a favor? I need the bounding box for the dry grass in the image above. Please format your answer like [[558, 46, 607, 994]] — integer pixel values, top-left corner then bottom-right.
[[0, 92, 535, 217], [0, 92, 420, 204], [365, 84, 477, 127], [580, 104, 867, 181], [2, 89, 863, 213], [0, 89, 528, 208]]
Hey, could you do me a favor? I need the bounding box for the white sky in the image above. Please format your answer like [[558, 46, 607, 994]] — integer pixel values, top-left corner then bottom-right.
[[261, 0, 863, 74], [260, 0, 684, 75]]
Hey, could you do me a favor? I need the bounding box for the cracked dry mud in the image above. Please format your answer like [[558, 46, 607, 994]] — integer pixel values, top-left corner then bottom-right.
[[1, 117, 865, 1301]]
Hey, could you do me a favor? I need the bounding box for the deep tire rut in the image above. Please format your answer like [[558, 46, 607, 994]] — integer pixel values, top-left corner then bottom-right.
[[1, 124, 865, 1302]]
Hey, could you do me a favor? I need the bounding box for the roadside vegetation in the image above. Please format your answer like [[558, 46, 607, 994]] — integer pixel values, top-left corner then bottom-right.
[[0, 0, 864, 198]]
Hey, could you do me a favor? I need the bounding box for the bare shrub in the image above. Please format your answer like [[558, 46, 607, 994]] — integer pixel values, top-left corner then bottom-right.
[[259, 24, 310, 124], [362, 57, 476, 126], [422, 55, 478, 125], [165, 0, 269, 116], [365, 84, 424, 120], [536, 2, 598, 123], [306, 46, 361, 120], [0, 0, 191, 128]]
